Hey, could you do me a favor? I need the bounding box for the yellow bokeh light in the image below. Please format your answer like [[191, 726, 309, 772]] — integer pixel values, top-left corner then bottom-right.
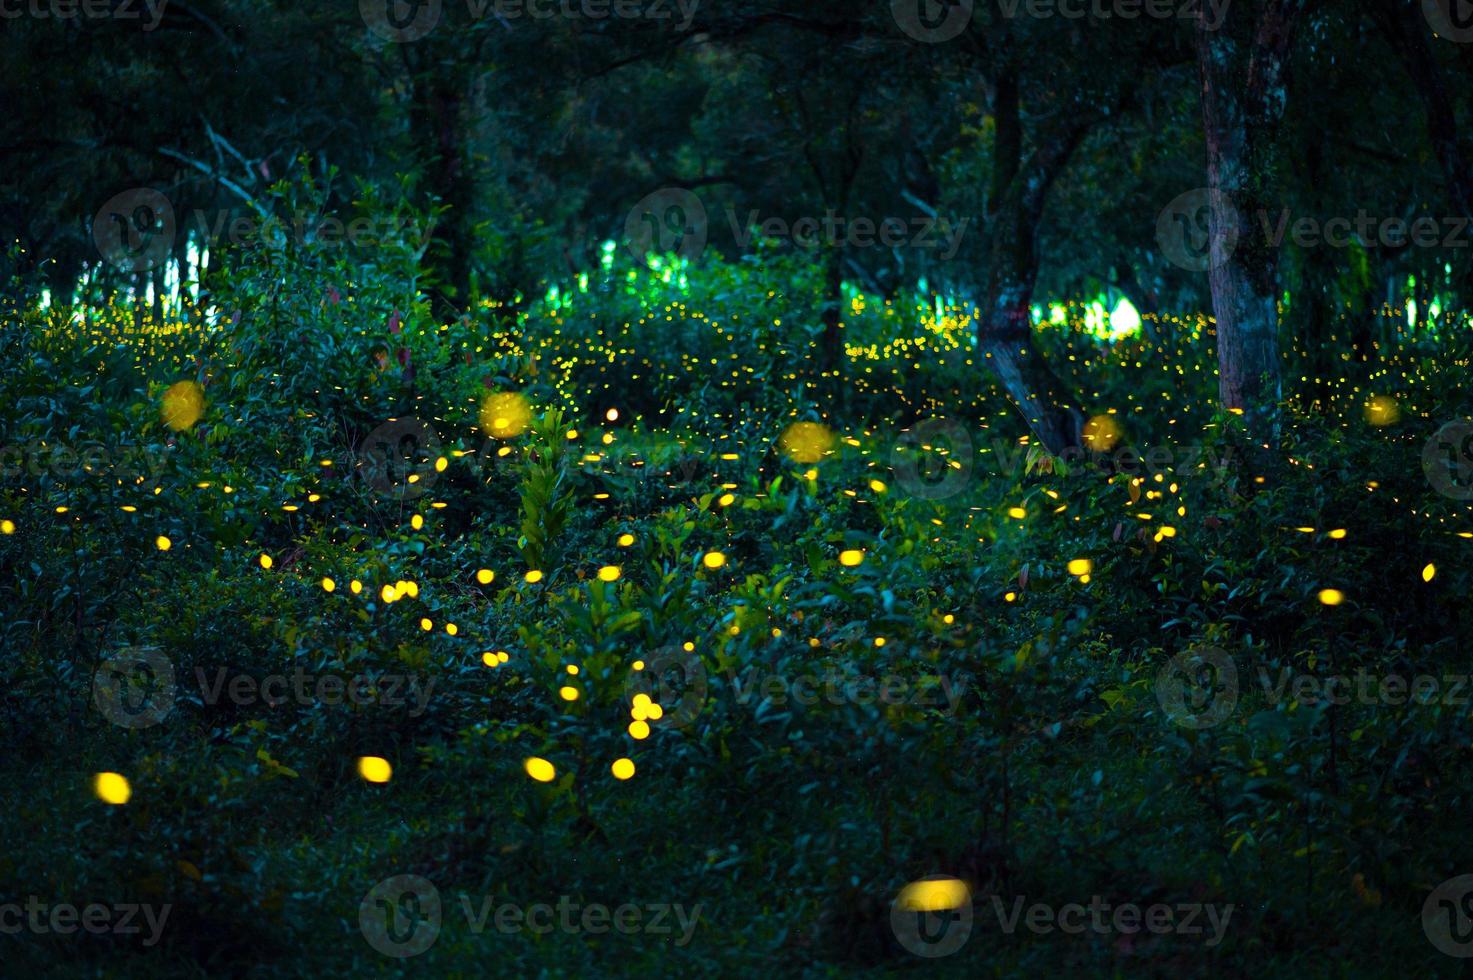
[[1318, 588, 1345, 606], [779, 421, 836, 464], [357, 756, 392, 783], [480, 391, 532, 439], [611, 758, 635, 780], [1364, 395, 1400, 427], [839, 549, 864, 567], [476, 569, 495, 585], [155, 535, 172, 551], [896, 877, 970, 912], [702, 551, 726, 569], [597, 565, 621, 582], [160, 380, 205, 431], [93, 772, 131, 805], [525, 757, 556, 782], [1082, 414, 1122, 452]]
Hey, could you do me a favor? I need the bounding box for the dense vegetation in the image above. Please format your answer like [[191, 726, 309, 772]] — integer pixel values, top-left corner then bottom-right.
[[6, 0, 1473, 976]]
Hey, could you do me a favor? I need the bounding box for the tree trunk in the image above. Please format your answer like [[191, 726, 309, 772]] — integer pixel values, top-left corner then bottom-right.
[[1196, 0, 1305, 447], [821, 245, 844, 374], [413, 74, 473, 320], [977, 54, 1088, 456]]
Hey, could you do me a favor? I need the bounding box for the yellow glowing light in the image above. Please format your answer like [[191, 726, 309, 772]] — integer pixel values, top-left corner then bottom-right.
[[1082, 414, 1122, 452], [1364, 395, 1400, 427], [380, 585, 396, 603], [259, 554, 273, 570], [524, 570, 544, 584], [357, 757, 392, 783], [1318, 588, 1345, 606], [896, 877, 970, 912], [597, 565, 621, 582], [155, 535, 172, 551], [93, 772, 131, 805], [350, 579, 363, 594], [1328, 529, 1347, 540], [1067, 558, 1093, 576], [160, 380, 205, 431], [524, 757, 556, 782], [702, 551, 726, 569], [476, 569, 495, 584], [558, 685, 579, 702], [479, 391, 532, 439], [419, 618, 433, 632], [482, 652, 499, 667], [839, 549, 864, 567], [321, 578, 336, 592], [445, 623, 458, 636], [628, 720, 651, 740], [1423, 563, 1437, 582], [779, 421, 836, 464], [1008, 507, 1026, 520], [617, 533, 635, 547], [0, 519, 14, 534], [869, 479, 887, 494], [611, 758, 635, 780]]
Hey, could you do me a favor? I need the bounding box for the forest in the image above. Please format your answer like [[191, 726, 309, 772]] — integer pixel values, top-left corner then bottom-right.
[[4, 0, 1473, 975]]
